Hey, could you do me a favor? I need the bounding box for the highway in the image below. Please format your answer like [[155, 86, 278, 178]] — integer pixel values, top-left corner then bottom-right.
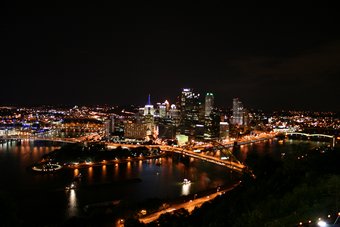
[[139, 182, 241, 224]]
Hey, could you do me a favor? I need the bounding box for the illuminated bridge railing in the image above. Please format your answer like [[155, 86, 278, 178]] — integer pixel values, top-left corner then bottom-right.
[[286, 132, 336, 148], [286, 132, 334, 139], [159, 145, 247, 174]]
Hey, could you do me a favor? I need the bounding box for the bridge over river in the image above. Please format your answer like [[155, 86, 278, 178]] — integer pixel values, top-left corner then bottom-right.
[[286, 132, 336, 147], [107, 142, 250, 175]]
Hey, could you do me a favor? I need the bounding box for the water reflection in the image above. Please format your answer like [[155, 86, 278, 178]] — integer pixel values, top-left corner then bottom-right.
[[3, 139, 296, 225], [114, 163, 119, 179], [181, 183, 191, 196], [126, 162, 132, 177], [102, 165, 107, 180], [88, 167, 93, 182], [67, 189, 77, 217], [74, 169, 79, 177], [138, 160, 143, 172]]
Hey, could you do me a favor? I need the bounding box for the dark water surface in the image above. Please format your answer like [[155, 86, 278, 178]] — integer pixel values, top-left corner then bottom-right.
[[0, 138, 326, 225]]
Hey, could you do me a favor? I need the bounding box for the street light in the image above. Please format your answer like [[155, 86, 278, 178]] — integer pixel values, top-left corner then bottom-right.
[[317, 220, 327, 227]]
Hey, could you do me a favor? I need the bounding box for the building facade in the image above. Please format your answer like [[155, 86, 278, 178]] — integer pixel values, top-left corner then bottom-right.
[[180, 88, 201, 135], [205, 93, 214, 117], [232, 98, 244, 125]]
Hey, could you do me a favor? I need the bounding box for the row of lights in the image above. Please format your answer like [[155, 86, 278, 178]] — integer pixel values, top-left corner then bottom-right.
[[298, 212, 340, 226]]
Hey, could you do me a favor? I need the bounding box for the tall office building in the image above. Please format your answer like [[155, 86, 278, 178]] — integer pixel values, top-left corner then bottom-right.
[[104, 118, 112, 138], [205, 93, 214, 116], [180, 88, 200, 135], [144, 94, 154, 116], [110, 115, 115, 132], [169, 104, 180, 126], [232, 98, 244, 125], [103, 115, 116, 138], [219, 122, 230, 141], [204, 111, 220, 139], [159, 105, 166, 118], [156, 102, 167, 118], [164, 100, 170, 111]]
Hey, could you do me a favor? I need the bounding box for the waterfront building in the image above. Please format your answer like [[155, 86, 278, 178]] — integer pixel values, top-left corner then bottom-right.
[[219, 122, 230, 141], [176, 134, 189, 146], [195, 124, 205, 139], [204, 111, 220, 139]]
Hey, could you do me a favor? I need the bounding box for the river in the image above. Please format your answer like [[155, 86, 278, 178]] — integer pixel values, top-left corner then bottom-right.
[[0, 138, 327, 225]]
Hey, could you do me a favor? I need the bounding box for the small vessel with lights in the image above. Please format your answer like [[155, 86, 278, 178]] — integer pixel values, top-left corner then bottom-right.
[[65, 182, 77, 190], [182, 178, 191, 185]]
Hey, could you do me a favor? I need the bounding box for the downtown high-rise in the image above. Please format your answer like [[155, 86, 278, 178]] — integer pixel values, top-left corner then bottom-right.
[[205, 93, 214, 117], [179, 88, 201, 135], [232, 98, 244, 125]]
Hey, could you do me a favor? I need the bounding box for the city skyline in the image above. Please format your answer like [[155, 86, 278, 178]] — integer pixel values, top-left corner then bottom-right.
[[2, 5, 340, 111]]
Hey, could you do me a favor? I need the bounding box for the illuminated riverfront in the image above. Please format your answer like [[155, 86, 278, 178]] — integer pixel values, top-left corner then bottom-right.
[[1, 90, 339, 227], [1, 99, 339, 226], [2, 3, 340, 227]]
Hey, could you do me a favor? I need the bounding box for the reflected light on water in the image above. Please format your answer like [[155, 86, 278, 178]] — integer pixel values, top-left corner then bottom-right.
[[67, 189, 77, 217], [138, 160, 143, 172], [102, 165, 107, 178], [74, 169, 79, 177], [88, 167, 93, 182], [126, 161, 132, 177], [114, 163, 119, 178], [181, 183, 191, 196]]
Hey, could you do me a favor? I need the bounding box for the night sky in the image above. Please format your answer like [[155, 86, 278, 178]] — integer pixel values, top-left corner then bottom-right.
[[1, 4, 340, 111]]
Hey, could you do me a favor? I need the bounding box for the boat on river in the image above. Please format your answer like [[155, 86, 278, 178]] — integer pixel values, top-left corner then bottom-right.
[[183, 178, 191, 185], [65, 182, 77, 190]]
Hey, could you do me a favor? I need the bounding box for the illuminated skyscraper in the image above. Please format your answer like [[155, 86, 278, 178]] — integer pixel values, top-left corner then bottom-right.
[[219, 122, 229, 141], [110, 115, 115, 132], [232, 98, 244, 125], [180, 88, 200, 135], [156, 101, 167, 118], [144, 94, 154, 116], [104, 118, 112, 138], [164, 100, 170, 111], [205, 93, 214, 116], [159, 105, 166, 118]]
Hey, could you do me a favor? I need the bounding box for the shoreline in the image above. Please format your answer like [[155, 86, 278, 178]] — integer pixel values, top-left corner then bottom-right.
[[139, 181, 242, 224], [30, 153, 166, 172]]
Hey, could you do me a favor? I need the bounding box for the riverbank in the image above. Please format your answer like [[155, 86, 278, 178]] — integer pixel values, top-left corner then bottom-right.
[[139, 144, 340, 227], [139, 181, 242, 224], [31, 142, 165, 171], [63, 153, 166, 169]]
